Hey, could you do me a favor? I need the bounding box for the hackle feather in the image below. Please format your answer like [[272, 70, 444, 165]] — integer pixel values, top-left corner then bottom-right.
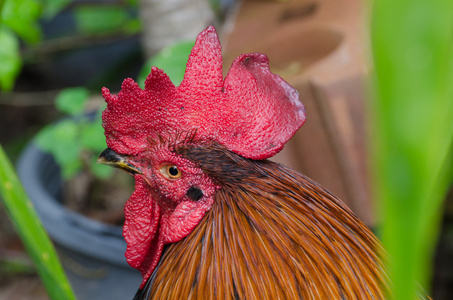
[[136, 143, 390, 299]]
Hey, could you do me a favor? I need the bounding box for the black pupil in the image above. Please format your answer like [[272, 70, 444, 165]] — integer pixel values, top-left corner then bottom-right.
[[168, 166, 179, 176]]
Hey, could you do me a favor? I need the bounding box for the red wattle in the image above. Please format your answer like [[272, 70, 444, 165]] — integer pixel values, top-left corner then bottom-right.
[[123, 177, 164, 287]]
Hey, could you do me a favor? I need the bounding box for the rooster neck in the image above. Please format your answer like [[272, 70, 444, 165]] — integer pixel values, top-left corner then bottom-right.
[[137, 145, 389, 299]]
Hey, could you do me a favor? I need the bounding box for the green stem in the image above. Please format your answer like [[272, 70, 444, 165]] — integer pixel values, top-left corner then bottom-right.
[[0, 144, 76, 300], [370, 0, 453, 299]]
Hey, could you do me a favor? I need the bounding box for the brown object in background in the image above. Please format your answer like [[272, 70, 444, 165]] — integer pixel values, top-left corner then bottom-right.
[[222, 0, 374, 226]]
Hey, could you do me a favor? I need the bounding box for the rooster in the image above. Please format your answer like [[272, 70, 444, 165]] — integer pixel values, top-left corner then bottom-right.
[[98, 26, 390, 299]]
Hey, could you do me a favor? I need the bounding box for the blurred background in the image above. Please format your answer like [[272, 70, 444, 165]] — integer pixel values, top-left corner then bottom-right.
[[0, 0, 452, 299]]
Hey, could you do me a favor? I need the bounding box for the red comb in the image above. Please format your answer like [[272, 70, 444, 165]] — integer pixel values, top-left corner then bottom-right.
[[102, 26, 305, 160]]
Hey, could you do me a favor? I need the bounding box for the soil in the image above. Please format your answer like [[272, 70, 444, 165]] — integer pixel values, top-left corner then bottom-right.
[[0, 205, 49, 300], [0, 276, 48, 300]]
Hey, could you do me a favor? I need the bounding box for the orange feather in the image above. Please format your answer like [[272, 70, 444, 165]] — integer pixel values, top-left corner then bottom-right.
[[136, 143, 391, 299]]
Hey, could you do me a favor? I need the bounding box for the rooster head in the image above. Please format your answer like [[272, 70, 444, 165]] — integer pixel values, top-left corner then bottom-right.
[[98, 26, 306, 288]]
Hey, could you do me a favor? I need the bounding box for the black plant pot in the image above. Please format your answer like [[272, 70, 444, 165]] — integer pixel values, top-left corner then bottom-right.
[[17, 142, 141, 300]]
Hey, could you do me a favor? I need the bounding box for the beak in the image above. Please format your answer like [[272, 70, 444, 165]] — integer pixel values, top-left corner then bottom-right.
[[97, 148, 142, 175]]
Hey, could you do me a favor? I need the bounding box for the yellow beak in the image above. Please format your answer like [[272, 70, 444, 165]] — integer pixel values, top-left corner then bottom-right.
[[97, 148, 142, 175]]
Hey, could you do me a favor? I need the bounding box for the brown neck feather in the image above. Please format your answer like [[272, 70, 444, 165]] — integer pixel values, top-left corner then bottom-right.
[[142, 144, 389, 299]]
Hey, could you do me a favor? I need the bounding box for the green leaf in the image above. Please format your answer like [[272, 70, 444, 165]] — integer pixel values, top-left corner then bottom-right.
[[2, 0, 42, 44], [138, 40, 195, 87], [55, 87, 89, 116], [81, 110, 113, 179], [35, 124, 57, 152], [36, 120, 82, 179], [80, 121, 107, 153], [74, 5, 131, 35], [0, 144, 76, 300], [370, 0, 453, 299], [35, 107, 109, 180], [50, 120, 82, 179], [0, 27, 22, 91]]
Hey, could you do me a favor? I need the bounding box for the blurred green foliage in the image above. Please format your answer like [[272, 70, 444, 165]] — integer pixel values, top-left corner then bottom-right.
[[370, 0, 453, 299], [36, 87, 111, 180], [0, 0, 41, 90], [1, 0, 41, 43], [0, 0, 141, 91], [74, 5, 140, 35], [0, 26, 22, 91]]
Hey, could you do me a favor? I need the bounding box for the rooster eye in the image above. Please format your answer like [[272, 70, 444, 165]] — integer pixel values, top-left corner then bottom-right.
[[160, 164, 182, 179]]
